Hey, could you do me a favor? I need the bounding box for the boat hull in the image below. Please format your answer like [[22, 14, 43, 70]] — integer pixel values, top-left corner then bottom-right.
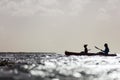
[[65, 51, 117, 56]]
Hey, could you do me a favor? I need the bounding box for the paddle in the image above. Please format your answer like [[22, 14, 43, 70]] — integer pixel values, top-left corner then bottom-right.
[[95, 46, 103, 51]]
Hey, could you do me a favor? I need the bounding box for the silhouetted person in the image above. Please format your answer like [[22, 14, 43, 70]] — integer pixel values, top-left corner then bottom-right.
[[95, 43, 109, 55], [84, 44, 88, 53], [103, 43, 109, 54]]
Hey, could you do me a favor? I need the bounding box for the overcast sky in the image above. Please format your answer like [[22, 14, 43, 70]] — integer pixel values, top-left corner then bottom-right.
[[0, 0, 120, 53]]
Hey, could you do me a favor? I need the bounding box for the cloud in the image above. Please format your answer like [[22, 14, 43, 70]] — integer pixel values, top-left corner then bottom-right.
[[0, 0, 91, 16], [97, 8, 110, 21], [0, 0, 62, 16], [0, 0, 120, 17], [68, 0, 91, 15]]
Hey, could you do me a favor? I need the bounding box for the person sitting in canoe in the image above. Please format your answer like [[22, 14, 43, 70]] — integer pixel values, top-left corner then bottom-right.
[[95, 43, 109, 55], [84, 44, 88, 53], [81, 44, 90, 53]]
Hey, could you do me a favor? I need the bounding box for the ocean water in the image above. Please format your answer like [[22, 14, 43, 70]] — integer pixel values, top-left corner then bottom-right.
[[0, 52, 120, 80]]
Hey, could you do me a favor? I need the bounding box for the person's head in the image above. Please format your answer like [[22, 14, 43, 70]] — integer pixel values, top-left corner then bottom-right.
[[84, 44, 88, 48], [104, 43, 108, 47]]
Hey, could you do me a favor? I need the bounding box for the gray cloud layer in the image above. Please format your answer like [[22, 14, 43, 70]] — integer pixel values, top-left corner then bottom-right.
[[0, 0, 118, 16], [0, 0, 119, 21]]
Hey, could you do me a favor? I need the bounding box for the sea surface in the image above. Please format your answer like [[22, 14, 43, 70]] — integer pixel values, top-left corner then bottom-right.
[[0, 52, 120, 80]]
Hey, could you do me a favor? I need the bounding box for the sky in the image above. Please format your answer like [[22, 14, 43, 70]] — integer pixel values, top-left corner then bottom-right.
[[0, 0, 120, 53]]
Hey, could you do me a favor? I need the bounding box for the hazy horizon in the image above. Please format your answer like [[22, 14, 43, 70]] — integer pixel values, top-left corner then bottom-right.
[[0, 0, 120, 53]]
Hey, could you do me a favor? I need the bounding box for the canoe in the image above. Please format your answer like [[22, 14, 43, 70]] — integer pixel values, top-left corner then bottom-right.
[[65, 51, 117, 56]]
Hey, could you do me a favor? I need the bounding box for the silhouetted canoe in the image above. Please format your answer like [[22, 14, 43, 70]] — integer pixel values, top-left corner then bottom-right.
[[65, 51, 117, 56]]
